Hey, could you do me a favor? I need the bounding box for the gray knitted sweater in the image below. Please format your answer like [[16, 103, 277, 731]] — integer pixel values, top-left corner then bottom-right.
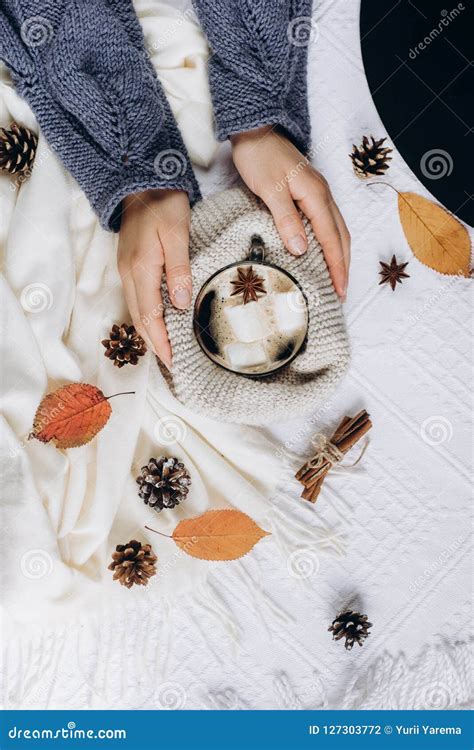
[[0, 0, 312, 231]]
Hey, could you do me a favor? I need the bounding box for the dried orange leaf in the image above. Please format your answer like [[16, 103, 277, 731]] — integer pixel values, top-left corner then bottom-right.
[[31, 383, 112, 449], [398, 192, 471, 277], [172, 509, 270, 561]]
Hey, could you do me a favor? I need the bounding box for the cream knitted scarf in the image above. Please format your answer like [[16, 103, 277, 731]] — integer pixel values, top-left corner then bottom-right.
[[0, 60, 343, 633]]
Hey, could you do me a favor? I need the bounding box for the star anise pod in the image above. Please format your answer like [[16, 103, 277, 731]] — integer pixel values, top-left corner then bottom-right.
[[230, 265, 266, 305], [379, 255, 410, 291]]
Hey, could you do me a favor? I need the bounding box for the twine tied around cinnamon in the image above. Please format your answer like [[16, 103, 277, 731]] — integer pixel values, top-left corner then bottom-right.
[[295, 410, 372, 503], [308, 433, 345, 469]]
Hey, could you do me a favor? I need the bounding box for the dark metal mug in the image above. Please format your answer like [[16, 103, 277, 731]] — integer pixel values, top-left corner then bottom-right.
[[193, 236, 309, 377]]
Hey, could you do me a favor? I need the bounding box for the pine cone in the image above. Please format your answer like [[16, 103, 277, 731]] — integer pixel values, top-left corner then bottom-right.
[[137, 456, 191, 512], [108, 539, 157, 588], [102, 323, 146, 367], [0, 123, 38, 176], [350, 136, 392, 178], [328, 610, 372, 650]]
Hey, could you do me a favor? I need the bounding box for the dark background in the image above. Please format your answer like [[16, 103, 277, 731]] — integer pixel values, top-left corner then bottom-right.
[[360, 0, 473, 225]]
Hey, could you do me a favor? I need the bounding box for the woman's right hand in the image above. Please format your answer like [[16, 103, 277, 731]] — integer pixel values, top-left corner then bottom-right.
[[117, 188, 192, 369], [231, 126, 350, 300]]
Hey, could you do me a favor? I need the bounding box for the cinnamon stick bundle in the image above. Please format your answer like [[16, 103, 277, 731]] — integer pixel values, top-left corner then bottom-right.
[[295, 410, 372, 503]]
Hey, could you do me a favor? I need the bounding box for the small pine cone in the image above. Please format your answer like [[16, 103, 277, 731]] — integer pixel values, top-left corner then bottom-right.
[[0, 123, 38, 176], [137, 456, 191, 512], [328, 610, 372, 650], [350, 135, 392, 178], [108, 539, 157, 588], [102, 323, 146, 368]]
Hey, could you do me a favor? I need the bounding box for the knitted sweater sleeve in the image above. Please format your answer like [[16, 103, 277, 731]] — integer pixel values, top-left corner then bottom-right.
[[192, 0, 313, 154], [0, 0, 200, 231]]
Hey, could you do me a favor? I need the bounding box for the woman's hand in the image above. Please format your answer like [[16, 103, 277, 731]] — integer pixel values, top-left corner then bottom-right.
[[117, 188, 191, 368], [231, 126, 350, 300]]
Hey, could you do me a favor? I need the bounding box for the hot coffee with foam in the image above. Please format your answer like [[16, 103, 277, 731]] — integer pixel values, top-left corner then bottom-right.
[[193, 239, 309, 376]]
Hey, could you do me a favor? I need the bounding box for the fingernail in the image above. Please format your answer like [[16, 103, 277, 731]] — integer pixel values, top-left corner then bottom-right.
[[173, 287, 191, 308], [288, 235, 307, 255]]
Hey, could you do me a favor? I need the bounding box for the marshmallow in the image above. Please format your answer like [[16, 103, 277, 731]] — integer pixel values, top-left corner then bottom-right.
[[224, 301, 269, 342], [272, 290, 307, 334], [224, 342, 267, 369]]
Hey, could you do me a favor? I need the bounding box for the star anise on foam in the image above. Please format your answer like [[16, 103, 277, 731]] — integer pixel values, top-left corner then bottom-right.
[[379, 255, 410, 291], [230, 265, 266, 304]]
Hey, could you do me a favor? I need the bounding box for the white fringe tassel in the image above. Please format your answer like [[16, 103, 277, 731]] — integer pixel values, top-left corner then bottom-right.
[[341, 639, 473, 710], [2, 605, 471, 710]]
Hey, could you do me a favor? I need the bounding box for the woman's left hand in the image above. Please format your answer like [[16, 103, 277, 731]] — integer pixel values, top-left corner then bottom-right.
[[231, 125, 350, 300]]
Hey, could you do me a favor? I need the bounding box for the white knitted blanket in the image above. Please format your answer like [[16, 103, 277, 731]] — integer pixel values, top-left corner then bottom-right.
[[1, 0, 472, 710]]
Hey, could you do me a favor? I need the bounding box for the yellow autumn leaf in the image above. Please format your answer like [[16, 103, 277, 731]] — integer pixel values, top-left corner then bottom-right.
[[172, 509, 270, 561], [398, 192, 471, 277]]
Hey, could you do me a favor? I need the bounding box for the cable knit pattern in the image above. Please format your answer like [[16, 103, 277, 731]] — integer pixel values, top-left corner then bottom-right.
[[164, 188, 350, 425], [192, 0, 313, 153], [0, 0, 200, 230], [0, 0, 313, 230]]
